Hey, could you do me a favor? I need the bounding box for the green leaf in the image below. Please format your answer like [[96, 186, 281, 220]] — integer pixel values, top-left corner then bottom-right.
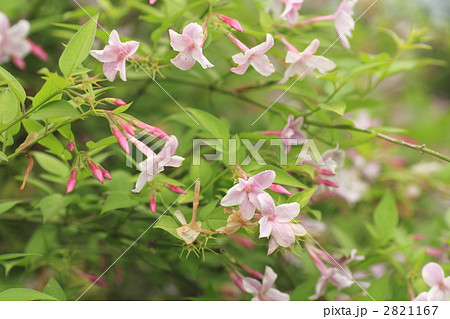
[[0, 253, 41, 261], [39, 194, 67, 223], [22, 120, 66, 156], [32, 152, 69, 178], [0, 288, 58, 301], [373, 192, 398, 240], [59, 14, 98, 77], [187, 108, 230, 142], [319, 101, 347, 116], [0, 200, 22, 215], [154, 215, 181, 239], [33, 73, 72, 107], [288, 188, 317, 208], [340, 133, 377, 148], [0, 66, 26, 104], [0, 88, 20, 124], [43, 278, 67, 301], [29, 100, 80, 120], [0, 151, 9, 162], [101, 192, 139, 214]]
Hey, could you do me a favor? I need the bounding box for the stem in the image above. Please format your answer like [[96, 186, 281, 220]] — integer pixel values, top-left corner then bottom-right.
[[296, 14, 335, 27], [191, 180, 201, 223], [305, 120, 450, 163]]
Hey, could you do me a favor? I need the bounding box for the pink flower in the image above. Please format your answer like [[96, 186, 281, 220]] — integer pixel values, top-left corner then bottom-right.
[[90, 30, 139, 81], [415, 263, 450, 301], [149, 0, 157, 4], [220, 170, 276, 220], [279, 0, 304, 28], [0, 13, 31, 65], [280, 114, 307, 153], [169, 23, 214, 71], [88, 161, 104, 184], [268, 184, 291, 196], [280, 39, 336, 84], [334, 0, 358, 49], [258, 202, 306, 255], [150, 193, 157, 213], [165, 183, 186, 194], [66, 169, 77, 193], [320, 147, 346, 174], [242, 266, 290, 301], [214, 12, 243, 32], [132, 136, 184, 193], [112, 127, 130, 154], [100, 167, 112, 180], [229, 33, 275, 77]]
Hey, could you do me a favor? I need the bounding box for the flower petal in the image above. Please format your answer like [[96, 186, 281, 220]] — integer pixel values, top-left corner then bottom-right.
[[422, 262, 445, 288], [220, 184, 246, 206], [250, 54, 275, 77], [275, 203, 300, 222], [251, 170, 276, 189], [261, 266, 277, 293], [242, 277, 262, 295], [264, 288, 290, 301], [258, 216, 273, 238]]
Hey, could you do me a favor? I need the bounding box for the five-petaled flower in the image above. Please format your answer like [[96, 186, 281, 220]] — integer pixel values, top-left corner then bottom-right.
[[90, 30, 139, 81], [280, 38, 336, 84], [259, 202, 306, 255], [169, 23, 214, 71], [334, 0, 358, 49], [415, 262, 450, 301], [242, 266, 290, 301], [280, 114, 307, 153], [0, 12, 31, 68], [229, 33, 275, 77], [132, 136, 185, 193], [279, 0, 304, 28], [220, 170, 276, 220]]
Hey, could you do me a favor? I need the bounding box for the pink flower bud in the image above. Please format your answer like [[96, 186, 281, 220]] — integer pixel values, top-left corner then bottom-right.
[[66, 169, 77, 193], [134, 121, 169, 140], [120, 122, 135, 136], [112, 128, 130, 154], [73, 269, 109, 288], [228, 272, 246, 293], [314, 177, 339, 188], [315, 168, 335, 176], [214, 12, 243, 32], [150, 194, 157, 213], [240, 264, 264, 280], [425, 247, 443, 258], [12, 56, 26, 70], [100, 168, 112, 180], [88, 161, 104, 184], [68, 141, 75, 152], [149, 0, 157, 4], [231, 234, 254, 249], [166, 184, 186, 194], [227, 33, 249, 52], [27, 40, 49, 62], [113, 98, 127, 106], [268, 184, 292, 196]]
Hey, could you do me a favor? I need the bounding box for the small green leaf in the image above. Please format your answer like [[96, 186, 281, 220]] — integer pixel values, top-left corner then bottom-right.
[[319, 101, 347, 116], [288, 188, 317, 208], [373, 192, 398, 240], [0, 66, 26, 104], [154, 215, 181, 239], [0, 88, 20, 125], [32, 152, 69, 178], [43, 278, 67, 301], [101, 192, 139, 214], [340, 133, 377, 148], [39, 194, 67, 223], [0, 201, 22, 215], [33, 72, 72, 107], [187, 108, 230, 142], [0, 253, 41, 261], [0, 151, 9, 162], [0, 288, 58, 301], [59, 14, 98, 77], [29, 100, 80, 120]]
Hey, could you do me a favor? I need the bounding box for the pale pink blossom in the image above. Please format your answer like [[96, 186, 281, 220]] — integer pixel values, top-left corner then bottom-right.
[[280, 114, 307, 153], [334, 0, 358, 49], [169, 23, 214, 71], [220, 170, 276, 220], [90, 30, 139, 81], [214, 12, 243, 32], [0, 12, 31, 65], [229, 33, 275, 77], [279, 0, 304, 28], [259, 202, 306, 255], [132, 136, 184, 193], [415, 263, 450, 301], [242, 266, 290, 301], [280, 39, 336, 84]]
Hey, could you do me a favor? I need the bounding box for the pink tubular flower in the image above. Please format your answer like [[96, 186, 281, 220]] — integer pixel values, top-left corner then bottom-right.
[[169, 23, 214, 71], [112, 98, 127, 106], [258, 202, 306, 255], [12, 56, 26, 70], [132, 136, 185, 193], [268, 184, 291, 196], [88, 161, 104, 184], [415, 263, 450, 301], [280, 114, 307, 153], [66, 169, 77, 193], [0, 12, 31, 65], [166, 184, 186, 194], [229, 33, 275, 77], [220, 170, 276, 220], [90, 30, 139, 81], [100, 167, 112, 180], [279, 0, 304, 28], [133, 121, 170, 140], [334, 0, 358, 49], [214, 12, 243, 32], [242, 266, 290, 301], [279, 39, 336, 84], [112, 127, 130, 154], [68, 141, 75, 152], [150, 193, 157, 213], [27, 40, 48, 61]]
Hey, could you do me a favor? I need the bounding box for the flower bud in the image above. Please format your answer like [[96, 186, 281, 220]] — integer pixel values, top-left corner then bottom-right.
[[68, 141, 75, 152], [268, 184, 292, 195], [12, 56, 26, 70], [112, 128, 130, 154], [315, 168, 335, 176], [66, 169, 77, 193], [214, 12, 243, 32], [314, 177, 339, 188], [28, 40, 49, 62], [100, 168, 112, 180], [113, 98, 127, 106], [150, 194, 157, 213], [166, 184, 186, 194], [88, 161, 104, 184]]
